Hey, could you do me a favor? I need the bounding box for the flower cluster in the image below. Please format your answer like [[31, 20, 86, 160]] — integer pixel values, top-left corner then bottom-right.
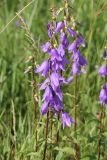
[[98, 47, 107, 105], [35, 8, 87, 128]]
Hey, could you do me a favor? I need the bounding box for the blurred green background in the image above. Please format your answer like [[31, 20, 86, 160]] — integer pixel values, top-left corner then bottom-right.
[[0, 0, 107, 159]]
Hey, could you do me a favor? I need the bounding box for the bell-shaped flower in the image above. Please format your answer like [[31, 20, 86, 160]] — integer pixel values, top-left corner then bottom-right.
[[49, 48, 62, 61], [60, 32, 69, 49], [55, 21, 64, 33], [98, 64, 107, 77], [61, 112, 74, 129], [68, 40, 77, 53], [50, 72, 60, 91], [71, 50, 87, 66], [40, 78, 50, 90], [41, 42, 51, 53], [58, 44, 65, 57], [42, 86, 53, 102], [55, 88, 63, 101], [76, 34, 86, 48], [47, 22, 53, 39], [67, 27, 76, 37], [99, 85, 107, 105], [35, 60, 50, 77], [50, 96, 63, 112], [72, 62, 81, 75], [41, 101, 48, 115]]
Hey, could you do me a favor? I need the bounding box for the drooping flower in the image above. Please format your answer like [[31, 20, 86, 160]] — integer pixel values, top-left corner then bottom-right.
[[49, 48, 62, 61], [60, 32, 69, 49], [76, 34, 86, 48], [35, 60, 49, 77], [47, 22, 53, 39], [41, 42, 51, 53], [58, 44, 65, 57], [42, 86, 53, 102], [55, 21, 64, 33], [99, 84, 107, 105], [67, 27, 76, 37], [40, 78, 50, 90], [72, 62, 81, 75], [50, 95, 64, 112], [50, 72, 60, 91], [61, 112, 74, 129], [68, 34, 86, 53], [71, 50, 87, 66], [41, 101, 48, 115], [98, 64, 107, 77], [68, 40, 77, 53]]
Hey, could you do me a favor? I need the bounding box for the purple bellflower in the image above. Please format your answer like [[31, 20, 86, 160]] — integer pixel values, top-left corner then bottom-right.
[[99, 84, 107, 105], [36, 14, 90, 128], [35, 60, 49, 77], [61, 112, 74, 129], [98, 64, 107, 77], [98, 47, 107, 106]]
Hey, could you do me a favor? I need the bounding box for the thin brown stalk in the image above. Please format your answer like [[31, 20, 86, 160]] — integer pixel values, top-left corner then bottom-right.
[[49, 111, 53, 160], [42, 111, 49, 160], [11, 100, 16, 160], [32, 57, 38, 152], [16, 14, 38, 152], [74, 75, 78, 160]]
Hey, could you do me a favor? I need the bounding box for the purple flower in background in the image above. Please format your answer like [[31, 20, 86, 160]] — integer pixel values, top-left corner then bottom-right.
[[55, 21, 64, 33], [61, 112, 74, 129], [98, 64, 107, 77], [99, 84, 107, 105], [16, 20, 21, 27], [35, 60, 49, 77], [60, 32, 69, 49]]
